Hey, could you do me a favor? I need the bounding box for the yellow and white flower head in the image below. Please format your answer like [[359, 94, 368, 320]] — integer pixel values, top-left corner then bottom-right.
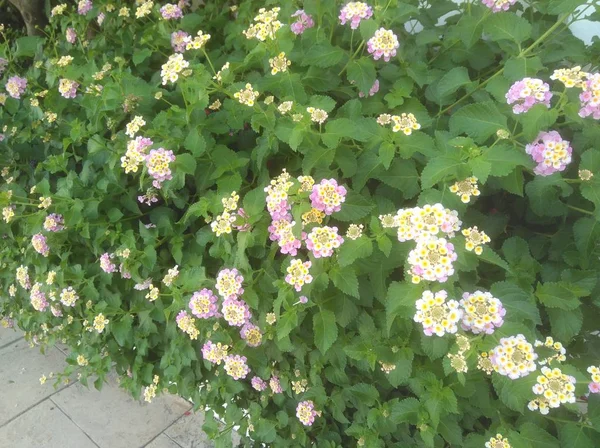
[[485, 434, 511, 448], [306, 107, 328, 124], [459, 291, 505, 334], [243, 7, 282, 41], [160, 53, 189, 85], [550, 66, 588, 89], [269, 52, 291, 75], [490, 334, 538, 379], [534, 336, 566, 365], [277, 101, 293, 114], [234, 83, 259, 107], [391, 113, 420, 135], [450, 177, 480, 203], [396, 204, 461, 242], [462, 226, 490, 255], [413, 290, 462, 336], [185, 30, 211, 50], [407, 236, 457, 284], [528, 367, 576, 414]]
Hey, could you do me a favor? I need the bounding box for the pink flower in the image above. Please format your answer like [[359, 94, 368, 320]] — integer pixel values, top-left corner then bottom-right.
[[367, 28, 399, 62], [189, 288, 219, 319], [290, 10, 314, 35], [339, 2, 373, 29], [224, 355, 250, 380], [32, 233, 49, 257], [100, 252, 117, 273], [160, 4, 183, 20], [359, 79, 379, 97], [201, 341, 228, 365], [589, 382, 600, 394], [66, 28, 77, 44], [305, 226, 344, 258], [506, 78, 552, 114], [482, 0, 517, 13], [43, 214, 65, 232], [171, 31, 190, 53], [221, 298, 251, 327], [240, 323, 262, 347], [251, 376, 267, 391], [296, 400, 318, 426], [5, 76, 27, 99], [299, 295, 308, 304], [145, 148, 175, 189], [269, 375, 283, 394], [77, 0, 92, 15], [30, 285, 48, 312], [58, 78, 79, 99], [309, 179, 347, 215], [525, 131, 572, 176], [579, 73, 600, 120]]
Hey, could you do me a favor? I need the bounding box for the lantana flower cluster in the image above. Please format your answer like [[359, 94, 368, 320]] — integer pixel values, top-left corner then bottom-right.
[[588, 366, 600, 394], [525, 131, 572, 176], [43, 214, 64, 233], [450, 177, 480, 203], [506, 78, 552, 114], [395, 204, 461, 242], [482, 0, 517, 13], [462, 226, 490, 255], [459, 291, 505, 334], [414, 290, 462, 336], [528, 367, 576, 414], [243, 7, 282, 41], [367, 28, 399, 62], [339, 2, 373, 29], [376, 113, 421, 135], [490, 334, 538, 379], [160, 53, 189, 85], [407, 236, 457, 283]]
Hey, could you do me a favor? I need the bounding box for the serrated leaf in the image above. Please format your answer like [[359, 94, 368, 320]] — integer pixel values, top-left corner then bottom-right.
[[336, 191, 374, 222], [520, 104, 559, 141], [485, 12, 532, 44], [347, 57, 377, 94], [376, 158, 420, 198], [330, 267, 359, 298], [184, 128, 206, 156], [337, 238, 373, 267], [386, 282, 422, 333], [517, 423, 559, 448], [302, 43, 345, 68], [389, 398, 420, 424], [547, 307, 583, 341], [449, 102, 508, 143], [437, 67, 471, 99], [558, 424, 594, 448], [503, 56, 544, 81], [491, 281, 541, 325], [526, 175, 571, 217], [421, 156, 463, 189], [492, 374, 537, 412], [421, 335, 448, 361], [309, 95, 337, 112], [573, 217, 600, 257], [536, 282, 581, 310], [379, 142, 395, 169], [322, 118, 358, 149], [276, 309, 298, 340], [313, 310, 338, 354]]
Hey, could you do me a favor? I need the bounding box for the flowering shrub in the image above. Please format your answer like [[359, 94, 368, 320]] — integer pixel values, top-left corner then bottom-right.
[[2, 1, 600, 446]]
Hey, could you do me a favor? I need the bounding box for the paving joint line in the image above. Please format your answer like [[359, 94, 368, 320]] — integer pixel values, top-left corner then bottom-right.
[[0, 379, 78, 429], [50, 396, 102, 448], [142, 410, 190, 448], [0, 335, 25, 351]]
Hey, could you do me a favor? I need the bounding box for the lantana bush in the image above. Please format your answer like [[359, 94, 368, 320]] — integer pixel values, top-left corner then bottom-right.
[[2, 0, 600, 446]]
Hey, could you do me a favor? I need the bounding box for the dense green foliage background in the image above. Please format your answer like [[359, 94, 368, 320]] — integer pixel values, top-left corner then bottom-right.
[[2, 0, 600, 446]]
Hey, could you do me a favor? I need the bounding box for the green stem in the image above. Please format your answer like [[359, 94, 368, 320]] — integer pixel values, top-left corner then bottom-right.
[[568, 205, 594, 216], [338, 40, 364, 76]]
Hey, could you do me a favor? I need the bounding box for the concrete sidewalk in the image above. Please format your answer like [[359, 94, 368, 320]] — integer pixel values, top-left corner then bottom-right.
[[0, 326, 216, 448]]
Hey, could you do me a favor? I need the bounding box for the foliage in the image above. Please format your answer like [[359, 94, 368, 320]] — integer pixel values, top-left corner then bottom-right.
[[1, 0, 600, 447]]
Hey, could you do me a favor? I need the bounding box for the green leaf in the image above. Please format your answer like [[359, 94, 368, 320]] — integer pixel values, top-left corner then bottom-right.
[[133, 48, 152, 65], [337, 238, 373, 267], [526, 175, 571, 217], [330, 267, 359, 298], [184, 128, 206, 156], [421, 335, 448, 361], [558, 424, 594, 448], [336, 191, 374, 222], [492, 374, 537, 412], [437, 67, 471, 99], [547, 307, 583, 342], [517, 423, 559, 448], [379, 142, 395, 169], [302, 43, 345, 68], [14, 36, 43, 57], [449, 102, 508, 143], [174, 153, 197, 175], [322, 118, 358, 149], [314, 310, 338, 354], [384, 77, 414, 108], [520, 104, 559, 141], [309, 95, 337, 112], [420, 156, 463, 189], [389, 398, 420, 424], [387, 348, 414, 387], [386, 282, 422, 333], [376, 159, 420, 198], [588, 394, 600, 432], [485, 12, 532, 44], [276, 309, 298, 340], [112, 315, 133, 347], [536, 282, 581, 310], [253, 419, 276, 443], [573, 217, 600, 257], [347, 57, 377, 95], [491, 282, 541, 324], [503, 56, 544, 81]]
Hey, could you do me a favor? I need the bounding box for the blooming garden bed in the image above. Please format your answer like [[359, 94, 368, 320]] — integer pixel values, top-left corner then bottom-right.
[[2, 0, 600, 446]]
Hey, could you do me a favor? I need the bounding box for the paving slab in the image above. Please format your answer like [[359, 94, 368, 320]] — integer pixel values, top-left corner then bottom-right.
[[51, 376, 193, 448], [165, 410, 214, 448], [0, 339, 69, 426], [145, 434, 182, 448], [0, 399, 98, 448], [0, 324, 23, 348]]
